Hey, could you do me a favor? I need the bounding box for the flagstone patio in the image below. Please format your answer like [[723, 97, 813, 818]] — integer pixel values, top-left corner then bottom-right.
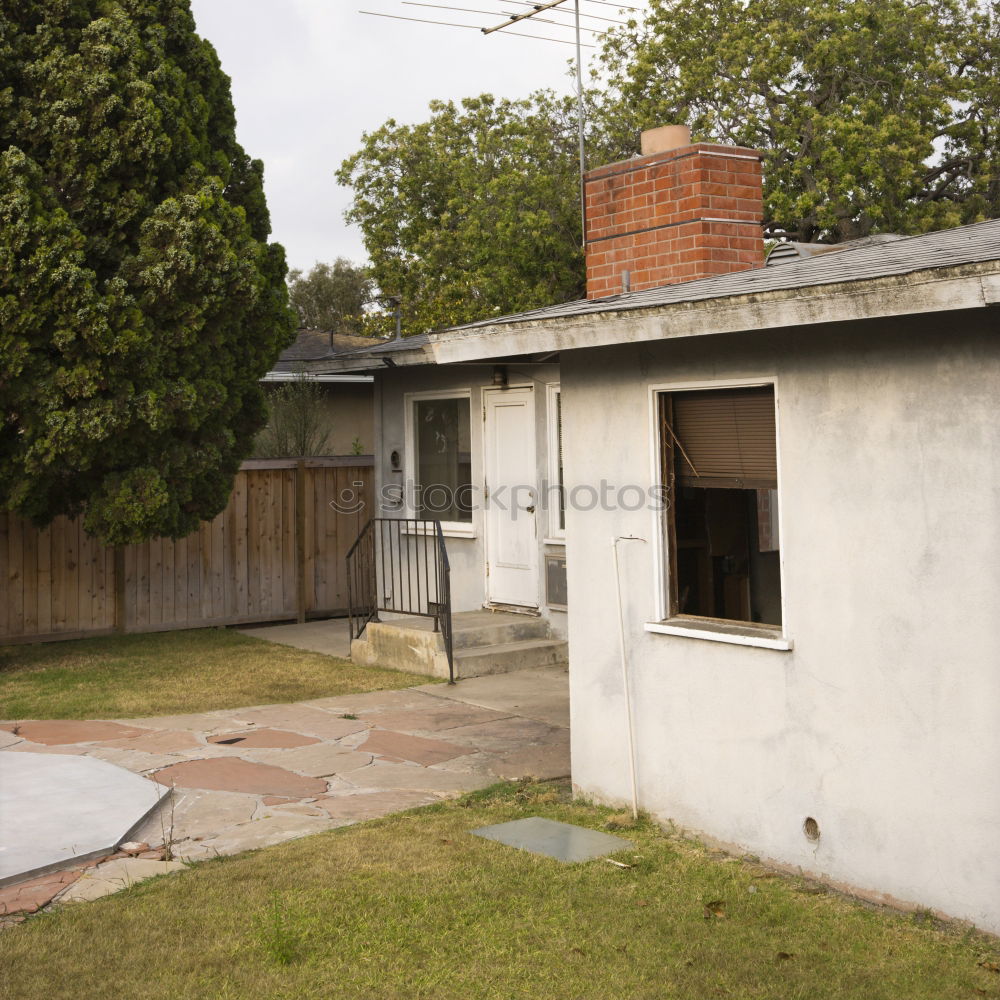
[[0, 665, 569, 920]]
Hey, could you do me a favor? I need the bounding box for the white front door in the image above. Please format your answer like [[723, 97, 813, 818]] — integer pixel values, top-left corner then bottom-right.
[[484, 387, 538, 607]]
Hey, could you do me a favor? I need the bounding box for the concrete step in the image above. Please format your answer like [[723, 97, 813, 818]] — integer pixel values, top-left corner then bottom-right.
[[451, 617, 551, 650], [452, 638, 569, 680], [350, 612, 563, 681]]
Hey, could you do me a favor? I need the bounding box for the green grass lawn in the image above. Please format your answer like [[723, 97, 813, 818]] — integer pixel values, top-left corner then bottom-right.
[[0, 628, 429, 720], [2, 783, 997, 1000]]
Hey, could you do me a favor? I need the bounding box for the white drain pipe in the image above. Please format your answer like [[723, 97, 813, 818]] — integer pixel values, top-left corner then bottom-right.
[[612, 535, 646, 820]]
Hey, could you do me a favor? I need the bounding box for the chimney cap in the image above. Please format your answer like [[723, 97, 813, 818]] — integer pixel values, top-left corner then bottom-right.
[[640, 124, 692, 155]]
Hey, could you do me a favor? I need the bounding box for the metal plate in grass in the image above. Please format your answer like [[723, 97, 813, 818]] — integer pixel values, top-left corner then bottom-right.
[[471, 817, 633, 863]]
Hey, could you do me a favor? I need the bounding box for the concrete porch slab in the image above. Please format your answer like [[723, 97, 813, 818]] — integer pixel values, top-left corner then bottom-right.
[[237, 618, 352, 659], [0, 752, 166, 886]]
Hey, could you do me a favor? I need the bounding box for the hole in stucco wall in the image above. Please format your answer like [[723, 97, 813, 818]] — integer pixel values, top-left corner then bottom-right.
[[803, 817, 820, 842]]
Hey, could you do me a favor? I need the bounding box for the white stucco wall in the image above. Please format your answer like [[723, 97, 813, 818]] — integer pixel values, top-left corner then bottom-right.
[[373, 364, 568, 634], [561, 312, 1000, 932]]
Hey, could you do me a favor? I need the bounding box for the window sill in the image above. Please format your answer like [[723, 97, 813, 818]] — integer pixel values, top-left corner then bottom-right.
[[644, 617, 793, 651], [542, 538, 566, 547]]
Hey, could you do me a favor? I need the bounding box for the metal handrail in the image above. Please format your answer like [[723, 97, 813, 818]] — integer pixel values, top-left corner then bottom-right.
[[346, 518, 455, 683]]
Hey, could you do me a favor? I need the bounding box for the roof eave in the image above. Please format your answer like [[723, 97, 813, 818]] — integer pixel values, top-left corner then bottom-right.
[[308, 347, 435, 375], [430, 264, 1000, 365]]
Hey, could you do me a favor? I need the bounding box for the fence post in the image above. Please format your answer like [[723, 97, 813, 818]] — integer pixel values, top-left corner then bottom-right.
[[296, 460, 307, 624], [114, 545, 126, 633]]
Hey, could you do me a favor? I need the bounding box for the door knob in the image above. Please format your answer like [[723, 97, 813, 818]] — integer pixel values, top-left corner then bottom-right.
[[526, 505, 536, 514]]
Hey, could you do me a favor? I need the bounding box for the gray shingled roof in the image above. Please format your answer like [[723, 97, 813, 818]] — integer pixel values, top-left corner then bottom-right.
[[310, 218, 1000, 373], [433, 218, 1000, 336], [270, 328, 387, 373]]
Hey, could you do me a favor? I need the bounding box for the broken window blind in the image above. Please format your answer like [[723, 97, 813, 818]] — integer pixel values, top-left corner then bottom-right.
[[671, 387, 777, 490]]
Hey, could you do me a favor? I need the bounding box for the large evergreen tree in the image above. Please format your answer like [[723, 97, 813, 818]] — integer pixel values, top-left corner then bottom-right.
[[0, 0, 295, 544]]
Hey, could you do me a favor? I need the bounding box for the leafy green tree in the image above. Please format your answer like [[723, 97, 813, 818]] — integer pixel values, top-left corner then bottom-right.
[[0, 0, 294, 545], [337, 93, 586, 335], [287, 258, 375, 335], [594, 0, 1000, 241]]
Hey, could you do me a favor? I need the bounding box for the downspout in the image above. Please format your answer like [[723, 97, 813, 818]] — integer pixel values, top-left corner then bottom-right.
[[612, 534, 646, 820]]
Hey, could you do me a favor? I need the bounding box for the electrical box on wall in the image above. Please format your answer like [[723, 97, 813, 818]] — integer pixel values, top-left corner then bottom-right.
[[545, 553, 568, 609]]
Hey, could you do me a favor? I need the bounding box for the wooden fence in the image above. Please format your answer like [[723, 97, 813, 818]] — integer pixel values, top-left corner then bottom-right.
[[0, 458, 373, 645]]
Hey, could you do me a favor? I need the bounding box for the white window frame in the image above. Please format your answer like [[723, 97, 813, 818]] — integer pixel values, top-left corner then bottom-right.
[[644, 376, 792, 651], [545, 383, 565, 543], [403, 388, 476, 538]]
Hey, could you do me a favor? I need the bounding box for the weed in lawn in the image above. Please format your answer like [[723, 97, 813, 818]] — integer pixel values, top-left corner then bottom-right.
[[604, 811, 639, 830], [340, 713, 359, 720], [157, 784, 177, 862], [254, 894, 300, 966]]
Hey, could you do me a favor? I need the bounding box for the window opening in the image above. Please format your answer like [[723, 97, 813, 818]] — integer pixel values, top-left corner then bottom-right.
[[661, 386, 782, 627]]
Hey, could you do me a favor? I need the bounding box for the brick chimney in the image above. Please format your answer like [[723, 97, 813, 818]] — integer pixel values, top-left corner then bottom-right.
[[585, 125, 764, 299]]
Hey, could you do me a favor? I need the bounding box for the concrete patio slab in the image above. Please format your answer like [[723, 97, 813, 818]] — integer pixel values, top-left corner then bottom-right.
[[152, 758, 328, 798], [490, 740, 571, 781], [318, 790, 439, 823], [1, 663, 570, 910], [366, 703, 511, 734], [96, 730, 204, 754], [238, 618, 352, 658], [5, 720, 150, 746], [358, 730, 467, 766], [439, 716, 567, 753], [416, 666, 569, 728], [0, 731, 23, 750], [241, 744, 373, 777], [347, 760, 493, 794], [301, 689, 444, 716], [0, 869, 82, 916], [7, 742, 92, 756], [115, 710, 261, 734], [191, 814, 333, 856], [0, 752, 166, 886], [232, 704, 374, 741], [84, 746, 190, 774], [206, 728, 322, 749], [57, 858, 185, 904], [133, 788, 259, 845]]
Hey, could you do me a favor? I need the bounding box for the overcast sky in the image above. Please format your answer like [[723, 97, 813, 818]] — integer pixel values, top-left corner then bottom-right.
[[188, 0, 648, 273]]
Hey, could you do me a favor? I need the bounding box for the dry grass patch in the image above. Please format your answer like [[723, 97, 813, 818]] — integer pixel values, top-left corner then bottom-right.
[[0, 628, 429, 720], [2, 783, 998, 1000]]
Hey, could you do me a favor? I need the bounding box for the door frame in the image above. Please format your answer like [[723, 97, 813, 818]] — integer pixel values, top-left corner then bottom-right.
[[483, 384, 539, 609]]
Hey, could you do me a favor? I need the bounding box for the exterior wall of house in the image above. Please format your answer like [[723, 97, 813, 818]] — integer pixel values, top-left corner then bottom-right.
[[561, 311, 1000, 932], [259, 381, 374, 457], [372, 364, 567, 635], [317, 382, 374, 455]]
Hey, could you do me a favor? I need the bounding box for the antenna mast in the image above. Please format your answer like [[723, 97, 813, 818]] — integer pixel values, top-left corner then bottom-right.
[[482, 0, 589, 249]]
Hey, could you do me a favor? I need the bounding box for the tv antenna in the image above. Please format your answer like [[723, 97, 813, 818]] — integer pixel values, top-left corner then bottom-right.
[[483, 0, 589, 248], [360, 2, 645, 248]]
